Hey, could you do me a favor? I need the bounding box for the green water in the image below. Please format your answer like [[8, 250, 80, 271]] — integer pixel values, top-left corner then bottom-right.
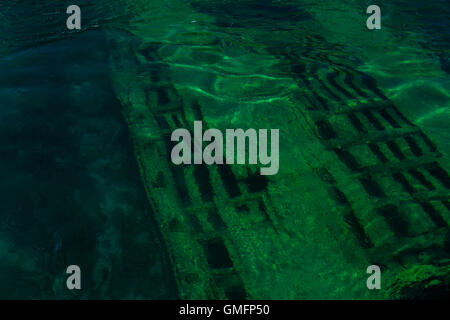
[[0, 0, 448, 299]]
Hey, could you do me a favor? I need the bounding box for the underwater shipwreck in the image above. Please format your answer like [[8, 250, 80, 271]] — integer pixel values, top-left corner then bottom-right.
[[0, 0, 449, 299]]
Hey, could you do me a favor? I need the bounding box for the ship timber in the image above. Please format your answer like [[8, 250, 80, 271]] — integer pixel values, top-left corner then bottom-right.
[[105, 0, 450, 299]]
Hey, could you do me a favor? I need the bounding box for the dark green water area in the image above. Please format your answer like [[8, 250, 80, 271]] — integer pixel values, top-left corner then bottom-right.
[[0, 2, 177, 299], [0, 0, 448, 299]]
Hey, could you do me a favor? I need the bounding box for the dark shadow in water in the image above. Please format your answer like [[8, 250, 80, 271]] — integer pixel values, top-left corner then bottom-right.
[[191, 0, 312, 29], [0, 30, 177, 299]]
